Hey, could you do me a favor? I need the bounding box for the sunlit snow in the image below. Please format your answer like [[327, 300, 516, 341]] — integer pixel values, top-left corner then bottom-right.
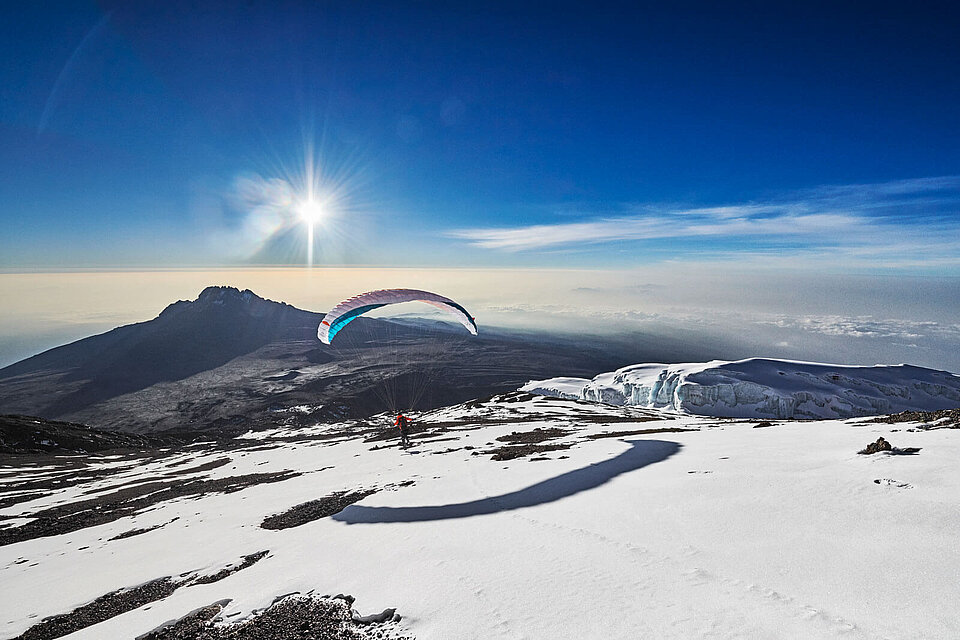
[[1, 392, 958, 638]]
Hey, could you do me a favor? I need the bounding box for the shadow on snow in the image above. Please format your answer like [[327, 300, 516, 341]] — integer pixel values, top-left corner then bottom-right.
[[333, 439, 681, 524]]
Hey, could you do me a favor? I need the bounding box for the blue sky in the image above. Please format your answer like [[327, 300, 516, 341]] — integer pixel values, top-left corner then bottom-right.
[[3, 0, 960, 270], [3, 2, 960, 370]]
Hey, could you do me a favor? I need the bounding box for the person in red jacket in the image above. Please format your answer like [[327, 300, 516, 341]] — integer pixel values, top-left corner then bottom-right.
[[395, 412, 411, 448]]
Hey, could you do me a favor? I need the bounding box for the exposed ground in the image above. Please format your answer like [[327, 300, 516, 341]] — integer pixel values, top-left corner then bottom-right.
[[14, 577, 180, 640], [0, 414, 173, 455], [870, 407, 960, 429], [261, 491, 379, 530]]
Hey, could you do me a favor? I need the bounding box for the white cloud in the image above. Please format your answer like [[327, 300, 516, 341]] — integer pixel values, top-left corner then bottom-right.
[[448, 209, 866, 251], [757, 315, 960, 341], [447, 176, 960, 265]]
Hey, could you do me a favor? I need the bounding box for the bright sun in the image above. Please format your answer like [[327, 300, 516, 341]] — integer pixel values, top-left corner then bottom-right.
[[297, 199, 324, 223]]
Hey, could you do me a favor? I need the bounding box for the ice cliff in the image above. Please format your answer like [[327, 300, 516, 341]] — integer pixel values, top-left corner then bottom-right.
[[521, 358, 960, 419]]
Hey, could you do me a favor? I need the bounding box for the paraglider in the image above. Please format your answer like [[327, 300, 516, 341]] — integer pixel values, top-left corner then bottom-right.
[[316, 288, 478, 419], [318, 288, 478, 344]]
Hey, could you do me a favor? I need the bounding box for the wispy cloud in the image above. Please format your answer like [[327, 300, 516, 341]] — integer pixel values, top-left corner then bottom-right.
[[447, 176, 960, 262], [798, 175, 960, 201]]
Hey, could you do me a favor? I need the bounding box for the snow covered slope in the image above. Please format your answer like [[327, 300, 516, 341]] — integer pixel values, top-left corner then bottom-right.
[[522, 358, 960, 419], [2, 393, 960, 639]]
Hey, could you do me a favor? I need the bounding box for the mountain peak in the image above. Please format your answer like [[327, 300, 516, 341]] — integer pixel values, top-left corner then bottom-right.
[[196, 285, 264, 306], [158, 286, 288, 319]]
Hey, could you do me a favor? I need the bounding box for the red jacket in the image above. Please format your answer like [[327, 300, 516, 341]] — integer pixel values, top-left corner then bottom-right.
[[394, 414, 408, 430]]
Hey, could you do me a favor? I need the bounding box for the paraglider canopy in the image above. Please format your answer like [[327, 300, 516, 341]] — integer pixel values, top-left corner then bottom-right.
[[318, 288, 478, 344]]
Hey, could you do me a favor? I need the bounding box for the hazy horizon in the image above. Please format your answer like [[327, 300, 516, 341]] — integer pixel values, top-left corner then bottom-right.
[[3, 267, 959, 373]]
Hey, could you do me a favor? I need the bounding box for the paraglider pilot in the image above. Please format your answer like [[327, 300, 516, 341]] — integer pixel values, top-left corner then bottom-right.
[[395, 412, 411, 448]]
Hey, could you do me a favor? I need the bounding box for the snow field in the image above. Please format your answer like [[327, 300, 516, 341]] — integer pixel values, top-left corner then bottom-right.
[[0, 396, 958, 639]]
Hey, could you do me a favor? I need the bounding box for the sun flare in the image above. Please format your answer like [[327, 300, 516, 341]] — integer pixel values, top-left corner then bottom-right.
[[297, 199, 324, 224]]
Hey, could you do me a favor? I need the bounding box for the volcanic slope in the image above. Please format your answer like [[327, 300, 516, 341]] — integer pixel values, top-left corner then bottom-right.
[[0, 287, 664, 434], [1, 393, 958, 639]]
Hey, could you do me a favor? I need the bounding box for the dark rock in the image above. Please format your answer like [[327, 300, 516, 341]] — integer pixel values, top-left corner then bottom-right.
[[871, 407, 960, 429], [138, 595, 412, 640], [14, 578, 178, 640], [261, 490, 378, 530], [858, 437, 923, 455], [488, 442, 571, 461], [496, 427, 568, 444], [859, 437, 893, 455], [109, 524, 165, 541], [189, 551, 269, 586]]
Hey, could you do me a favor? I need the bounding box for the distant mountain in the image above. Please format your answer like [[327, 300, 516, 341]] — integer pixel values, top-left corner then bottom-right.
[[522, 358, 960, 419], [0, 287, 664, 434], [0, 287, 320, 419]]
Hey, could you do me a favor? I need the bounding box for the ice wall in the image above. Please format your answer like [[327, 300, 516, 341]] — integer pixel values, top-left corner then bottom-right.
[[528, 358, 960, 419]]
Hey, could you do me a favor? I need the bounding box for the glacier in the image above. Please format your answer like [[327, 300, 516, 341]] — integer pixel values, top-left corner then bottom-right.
[[521, 358, 960, 419]]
